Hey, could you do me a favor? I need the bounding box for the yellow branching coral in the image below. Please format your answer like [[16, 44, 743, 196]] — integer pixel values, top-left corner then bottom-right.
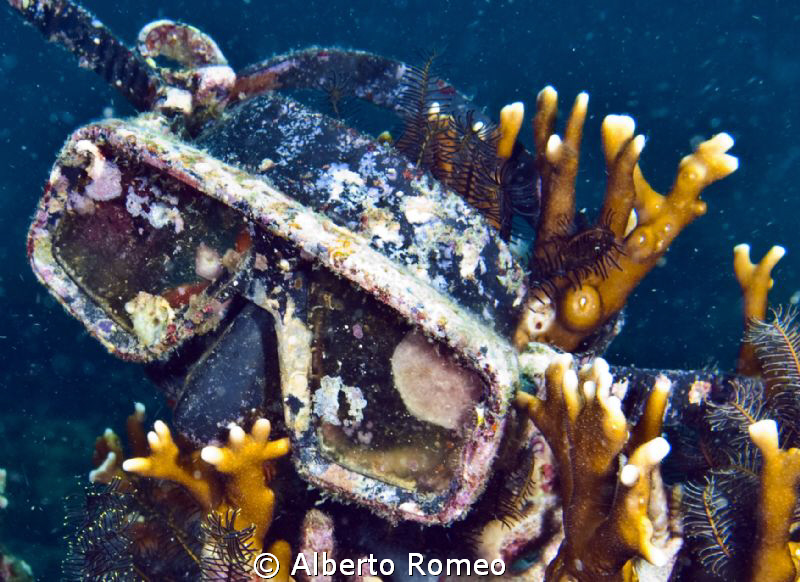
[[514, 86, 738, 352], [734, 244, 786, 323], [89, 401, 147, 484], [497, 101, 525, 159], [748, 419, 800, 582], [122, 419, 214, 507], [122, 417, 290, 554], [200, 418, 291, 548], [516, 355, 676, 581], [734, 243, 786, 374]]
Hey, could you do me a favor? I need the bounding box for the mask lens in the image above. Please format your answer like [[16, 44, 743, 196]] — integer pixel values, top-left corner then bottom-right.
[[308, 272, 486, 493], [50, 141, 250, 339]]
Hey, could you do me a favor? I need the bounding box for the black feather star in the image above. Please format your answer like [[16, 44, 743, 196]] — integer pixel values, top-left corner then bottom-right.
[[444, 111, 513, 237], [200, 510, 256, 582], [62, 478, 138, 581], [681, 305, 800, 581], [393, 53, 533, 238], [529, 212, 624, 301], [705, 378, 768, 447], [316, 71, 361, 120], [746, 307, 800, 434], [62, 477, 263, 581], [747, 306, 800, 398], [394, 51, 452, 169], [683, 474, 739, 579]]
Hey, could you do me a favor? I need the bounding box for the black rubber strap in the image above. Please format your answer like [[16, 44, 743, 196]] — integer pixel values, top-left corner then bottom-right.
[[9, 0, 162, 111], [236, 47, 466, 115]]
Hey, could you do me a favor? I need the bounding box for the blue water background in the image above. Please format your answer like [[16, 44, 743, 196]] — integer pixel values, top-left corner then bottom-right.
[[0, 0, 798, 578]]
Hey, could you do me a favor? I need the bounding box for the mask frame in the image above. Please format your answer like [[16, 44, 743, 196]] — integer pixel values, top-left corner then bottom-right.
[[29, 119, 521, 523]]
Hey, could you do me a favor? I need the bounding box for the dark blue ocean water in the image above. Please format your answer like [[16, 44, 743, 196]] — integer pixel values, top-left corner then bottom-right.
[[0, 0, 797, 578]]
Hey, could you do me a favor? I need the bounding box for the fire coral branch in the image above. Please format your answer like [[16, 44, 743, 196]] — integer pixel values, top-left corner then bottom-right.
[[515, 87, 739, 352], [516, 356, 678, 581]]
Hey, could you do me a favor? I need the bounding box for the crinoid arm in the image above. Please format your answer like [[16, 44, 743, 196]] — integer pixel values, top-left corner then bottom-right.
[[394, 50, 452, 169], [683, 306, 800, 582], [514, 87, 738, 352], [682, 474, 741, 579], [201, 509, 257, 581], [746, 306, 800, 401]]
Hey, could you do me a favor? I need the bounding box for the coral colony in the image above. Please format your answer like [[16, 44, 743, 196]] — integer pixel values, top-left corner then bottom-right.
[[7, 1, 800, 581]]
